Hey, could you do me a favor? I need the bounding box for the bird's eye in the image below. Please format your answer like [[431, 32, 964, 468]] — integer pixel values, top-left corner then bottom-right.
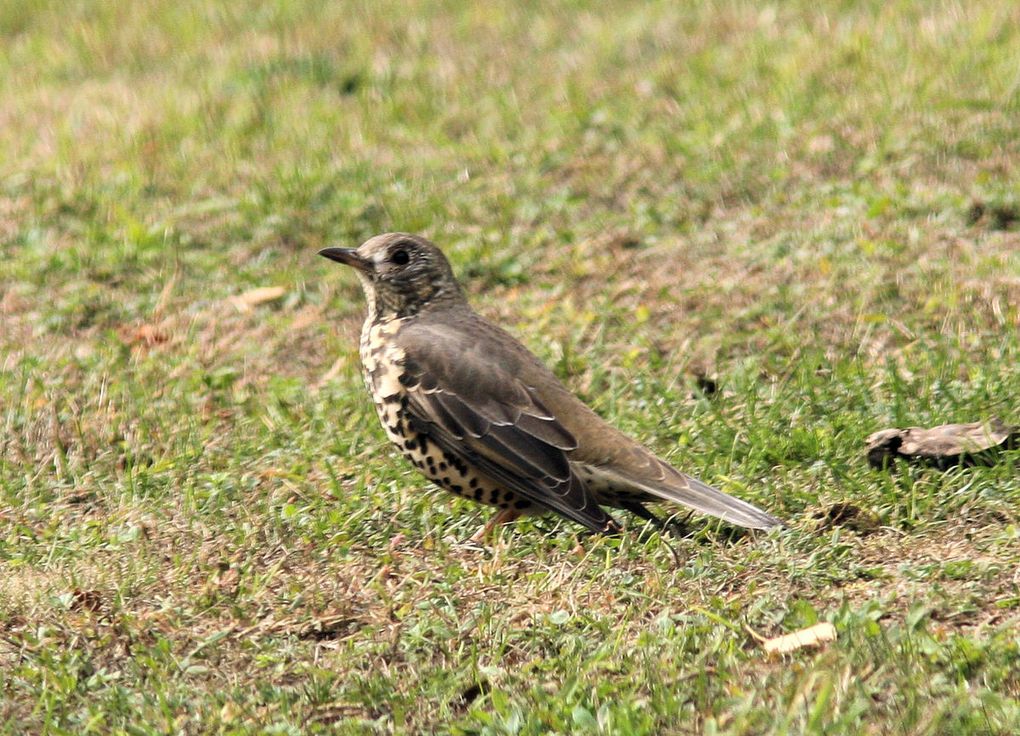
[[390, 249, 410, 266]]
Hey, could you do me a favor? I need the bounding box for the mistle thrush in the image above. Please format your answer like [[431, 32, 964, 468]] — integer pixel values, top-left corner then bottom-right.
[[320, 233, 782, 539]]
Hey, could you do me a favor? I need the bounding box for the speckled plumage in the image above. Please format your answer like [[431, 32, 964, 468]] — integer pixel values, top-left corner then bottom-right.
[[320, 233, 782, 538], [361, 318, 528, 516]]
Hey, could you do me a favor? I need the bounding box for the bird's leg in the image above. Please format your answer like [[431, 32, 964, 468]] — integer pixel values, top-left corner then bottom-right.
[[470, 508, 522, 543], [619, 501, 692, 539], [617, 501, 684, 567], [618, 500, 663, 533]]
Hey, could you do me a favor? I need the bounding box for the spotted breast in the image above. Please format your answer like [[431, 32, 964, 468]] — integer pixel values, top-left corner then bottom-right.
[[360, 317, 532, 516]]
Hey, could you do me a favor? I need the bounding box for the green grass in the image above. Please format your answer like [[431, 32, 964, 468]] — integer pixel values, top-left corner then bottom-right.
[[2, 0, 1019, 733]]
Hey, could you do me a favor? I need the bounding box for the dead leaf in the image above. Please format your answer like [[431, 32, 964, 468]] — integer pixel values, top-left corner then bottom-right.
[[117, 323, 170, 348], [762, 622, 836, 655], [867, 419, 1017, 469]]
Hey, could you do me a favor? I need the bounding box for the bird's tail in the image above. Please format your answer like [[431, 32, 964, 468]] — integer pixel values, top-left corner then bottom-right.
[[597, 465, 783, 530]]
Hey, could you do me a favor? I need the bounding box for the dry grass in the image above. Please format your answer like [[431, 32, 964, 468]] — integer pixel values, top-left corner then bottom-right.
[[2, 1, 1019, 733]]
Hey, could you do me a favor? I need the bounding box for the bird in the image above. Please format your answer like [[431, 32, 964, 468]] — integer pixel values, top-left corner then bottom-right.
[[319, 233, 782, 541]]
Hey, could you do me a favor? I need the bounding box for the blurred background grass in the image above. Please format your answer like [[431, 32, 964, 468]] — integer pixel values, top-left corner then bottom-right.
[[1, 1, 1019, 733]]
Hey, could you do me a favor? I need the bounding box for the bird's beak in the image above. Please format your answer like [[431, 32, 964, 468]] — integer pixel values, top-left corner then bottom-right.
[[318, 247, 372, 272]]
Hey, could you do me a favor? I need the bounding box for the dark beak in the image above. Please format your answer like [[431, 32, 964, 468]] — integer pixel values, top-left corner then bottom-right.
[[318, 247, 371, 272]]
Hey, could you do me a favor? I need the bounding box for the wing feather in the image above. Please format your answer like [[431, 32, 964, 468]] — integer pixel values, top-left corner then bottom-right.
[[397, 323, 615, 533]]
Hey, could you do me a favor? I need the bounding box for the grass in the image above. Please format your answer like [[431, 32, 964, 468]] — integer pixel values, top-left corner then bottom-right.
[[1, 0, 1019, 733]]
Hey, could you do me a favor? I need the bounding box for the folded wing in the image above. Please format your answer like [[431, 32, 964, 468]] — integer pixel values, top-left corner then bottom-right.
[[397, 322, 617, 533]]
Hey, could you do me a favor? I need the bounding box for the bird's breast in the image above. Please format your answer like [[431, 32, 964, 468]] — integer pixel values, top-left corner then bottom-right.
[[360, 317, 407, 401]]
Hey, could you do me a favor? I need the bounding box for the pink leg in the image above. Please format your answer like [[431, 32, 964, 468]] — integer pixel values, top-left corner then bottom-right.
[[470, 508, 522, 543]]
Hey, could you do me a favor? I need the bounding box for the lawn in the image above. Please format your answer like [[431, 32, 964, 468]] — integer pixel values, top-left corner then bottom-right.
[[1, 1, 1019, 733]]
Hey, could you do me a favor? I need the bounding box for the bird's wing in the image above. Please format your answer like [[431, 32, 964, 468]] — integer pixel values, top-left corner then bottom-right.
[[395, 321, 617, 533]]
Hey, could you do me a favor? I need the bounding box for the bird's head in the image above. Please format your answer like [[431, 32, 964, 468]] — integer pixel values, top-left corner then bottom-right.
[[319, 233, 463, 320]]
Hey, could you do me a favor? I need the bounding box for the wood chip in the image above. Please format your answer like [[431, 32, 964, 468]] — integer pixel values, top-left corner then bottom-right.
[[762, 622, 836, 655], [231, 286, 287, 312]]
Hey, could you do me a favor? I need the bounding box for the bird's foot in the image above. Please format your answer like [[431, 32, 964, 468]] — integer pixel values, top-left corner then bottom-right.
[[660, 513, 695, 539], [469, 508, 522, 543]]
